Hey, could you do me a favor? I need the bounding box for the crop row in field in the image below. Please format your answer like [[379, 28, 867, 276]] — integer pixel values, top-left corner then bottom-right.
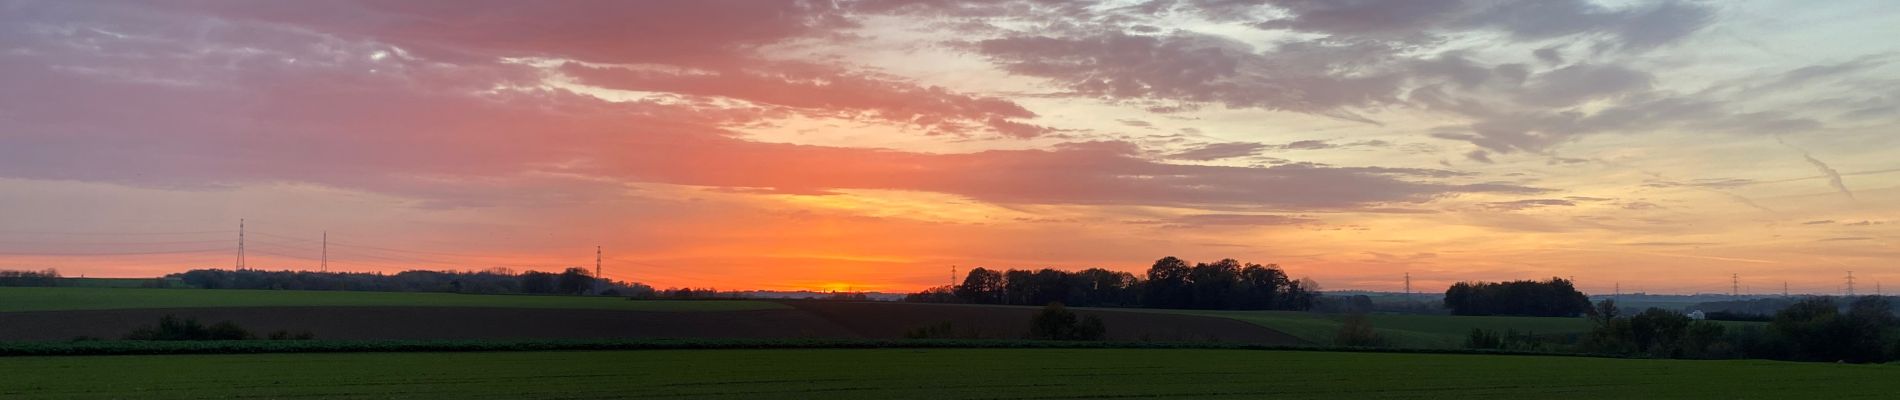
[[0, 287, 783, 312], [4, 348, 1896, 399]]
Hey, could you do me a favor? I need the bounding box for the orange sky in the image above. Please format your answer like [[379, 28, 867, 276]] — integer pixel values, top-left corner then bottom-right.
[[2, 1, 1897, 295]]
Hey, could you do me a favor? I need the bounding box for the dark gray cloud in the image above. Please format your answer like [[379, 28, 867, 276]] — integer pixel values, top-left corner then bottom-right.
[[1209, 0, 1716, 52], [974, 31, 1405, 121], [1516, 63, 1653, 107]]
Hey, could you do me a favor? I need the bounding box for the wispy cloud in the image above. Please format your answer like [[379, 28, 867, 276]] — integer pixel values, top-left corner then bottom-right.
[[1778, 136, 1855, 200]]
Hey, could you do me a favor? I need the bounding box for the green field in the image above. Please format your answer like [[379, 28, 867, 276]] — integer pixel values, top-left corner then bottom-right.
[[1126, 309, 1589, 347], [0, 287, 784, 312], [1136, 309, 1765, 348], [2, 348, 1895, 399], [46, 278, 175, 288]]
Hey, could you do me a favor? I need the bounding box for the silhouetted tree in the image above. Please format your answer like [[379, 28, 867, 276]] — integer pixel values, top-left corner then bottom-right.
[[1187, 259, 1243, 309], [556, 267, 594, 295], [1144, 257, 1193, 309], [913, 257, 1318, 311], [1443, 278, 1589, 317], [953, 268, 1004, 304], [904, 286, 958, 303], [1770, 296, 1897, 362], [1074, 268, 1138, 306], [0, 269, 60, 287], [1238, 263, 1287, 309], [520, 271, 557, 294]]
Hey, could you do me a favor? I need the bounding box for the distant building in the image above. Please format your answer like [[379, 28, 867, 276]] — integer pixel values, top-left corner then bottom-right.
[[1688, 310, 1706, 320]]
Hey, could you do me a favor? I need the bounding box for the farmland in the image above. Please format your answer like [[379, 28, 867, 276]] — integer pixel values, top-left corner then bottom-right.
[[1137, 309, 1766, 348], [0, 287, 1299, 343], [0, 287, 783, 312], [1125, 309, 1591, 348], [0, 287, 1767, 348], [5, 348, 1898, 399]]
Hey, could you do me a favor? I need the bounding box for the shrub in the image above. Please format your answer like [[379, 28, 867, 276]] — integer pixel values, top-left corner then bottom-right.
[[1334, 313, 1384, 347], [267, 330, 317, 340], [125, 315, 253, 341], [1075, 315, 1107, 341], [1029, 303, 1107, 341], [1466, 328, 1502, 349]]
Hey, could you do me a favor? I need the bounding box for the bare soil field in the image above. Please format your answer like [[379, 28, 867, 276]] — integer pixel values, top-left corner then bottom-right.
[[0, 301, 1306, 344]]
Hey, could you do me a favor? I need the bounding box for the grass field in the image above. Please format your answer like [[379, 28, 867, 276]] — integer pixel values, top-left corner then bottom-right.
[[46, 278, 175, 288], [0, 287, 784, 312], [1127, 309, 1589, 348], [1138, 309, 1766, 348], [3, 348, 1896, 399]]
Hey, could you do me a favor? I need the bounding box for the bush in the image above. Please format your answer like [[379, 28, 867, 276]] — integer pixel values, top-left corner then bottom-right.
[[1466, 328, 1502, 349], [125, 315, 255, 341], [267, 330, 317, 340], [1334, 314, 1383, 347], [904, 322, 959, 339], [1029, 303, 1107, 341]]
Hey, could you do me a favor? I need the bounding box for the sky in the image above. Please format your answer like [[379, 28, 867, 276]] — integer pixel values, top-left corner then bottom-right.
[[1, 0, 1897, 295]]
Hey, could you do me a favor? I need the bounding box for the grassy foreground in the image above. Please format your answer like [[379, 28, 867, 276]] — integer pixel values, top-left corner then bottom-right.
[[3, 348, 1896, 399], [0, 287, 784, 312]]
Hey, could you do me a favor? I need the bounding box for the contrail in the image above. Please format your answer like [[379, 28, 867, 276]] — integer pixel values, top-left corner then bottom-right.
[[1778, 136, 1855, 200], [1606, 160, 1777, 214], [1712, 190, 1777, 214], [1798, 152, 1854, 200]]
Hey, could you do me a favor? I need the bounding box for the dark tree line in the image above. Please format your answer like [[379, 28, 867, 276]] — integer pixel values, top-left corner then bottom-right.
[[1443, 278, 1590, 317], [1572, 296, 1900, 363], [0, 269, 62, 287], [909, 257, 1318, 311], [169, 268, 653, 296]]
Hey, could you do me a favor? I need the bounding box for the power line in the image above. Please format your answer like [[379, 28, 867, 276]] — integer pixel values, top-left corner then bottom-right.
[[1848, 271, 1856, 297], [235, 219, 246, 271]]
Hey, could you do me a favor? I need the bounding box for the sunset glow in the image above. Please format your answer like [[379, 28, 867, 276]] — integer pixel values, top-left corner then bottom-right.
[[3, 0, 1897, 295]]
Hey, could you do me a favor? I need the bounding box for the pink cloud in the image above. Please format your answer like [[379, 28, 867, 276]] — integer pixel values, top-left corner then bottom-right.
[[561, 62, 1047, 138]]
